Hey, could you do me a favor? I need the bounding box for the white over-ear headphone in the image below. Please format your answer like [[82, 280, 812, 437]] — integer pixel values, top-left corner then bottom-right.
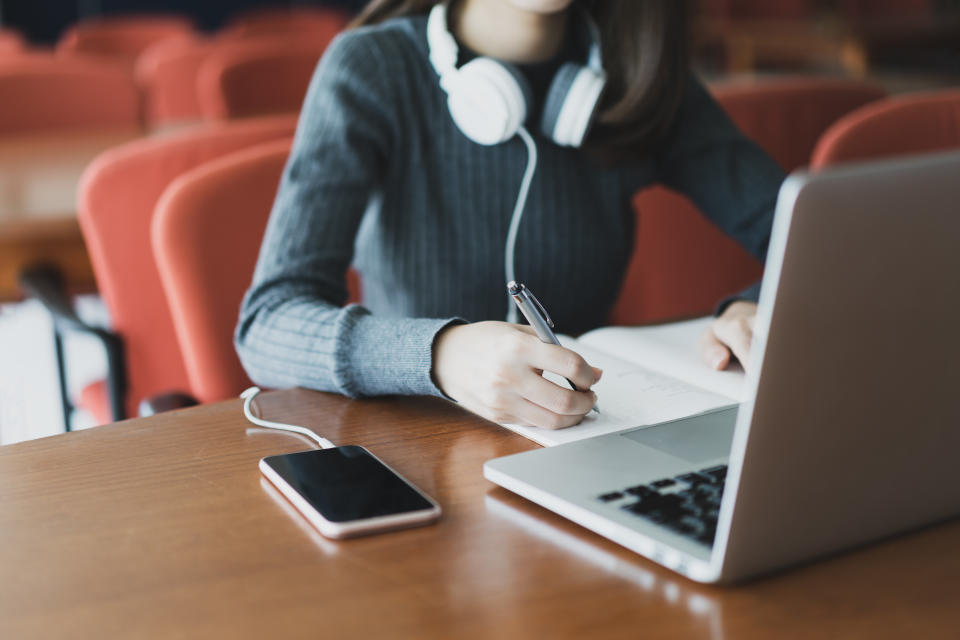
[[427, 1, 606, 147]]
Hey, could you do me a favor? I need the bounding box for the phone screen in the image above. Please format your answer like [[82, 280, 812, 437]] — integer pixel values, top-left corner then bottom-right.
[[261, 446, 434, 522]]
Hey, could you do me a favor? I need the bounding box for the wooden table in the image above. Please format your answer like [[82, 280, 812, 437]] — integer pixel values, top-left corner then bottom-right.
[[0, 129, 140, 301], [1, 389, 958, 639]]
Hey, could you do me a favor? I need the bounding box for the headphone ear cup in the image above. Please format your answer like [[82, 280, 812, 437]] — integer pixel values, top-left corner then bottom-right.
[[540, 63, 606, 147], [446, 58, 532, 146]]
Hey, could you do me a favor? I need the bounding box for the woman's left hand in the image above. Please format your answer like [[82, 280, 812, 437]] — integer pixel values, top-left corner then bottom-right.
[[699, 301, 757, 373]]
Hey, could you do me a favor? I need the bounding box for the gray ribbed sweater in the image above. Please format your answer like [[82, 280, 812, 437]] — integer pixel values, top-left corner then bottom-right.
[[234, 16, 785, 399]]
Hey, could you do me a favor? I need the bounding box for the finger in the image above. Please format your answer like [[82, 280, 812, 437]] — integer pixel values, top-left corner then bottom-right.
[[520, 371, 597, 417], [512, 324, 537, 336], [712, 318, 753, 371], [512, 397, 588, 430], [456, 394, 524, 427], [592, 366, 603, 382], [699, 326, 731, 370], [526, 342, 597, 390]]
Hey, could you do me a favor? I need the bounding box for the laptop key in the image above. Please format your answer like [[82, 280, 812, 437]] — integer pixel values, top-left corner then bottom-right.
[[623, 500, 656, 516], [699, 465, 728, 483], [643, 509, 671, 524], [597, 491, 624, 502], [678, 515, 706, 534], [696, 484, 721, 499], [626, 485, 658, 498], [666, 519, 701, 536], [617, 473, 727, 548], [700, 465, 728, 473], [658, 494, 684, 509], [675, 472, 707, 485]]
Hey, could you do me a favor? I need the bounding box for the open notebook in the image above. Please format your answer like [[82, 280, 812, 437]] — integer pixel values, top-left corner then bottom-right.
[[502, 317, 746, 447]]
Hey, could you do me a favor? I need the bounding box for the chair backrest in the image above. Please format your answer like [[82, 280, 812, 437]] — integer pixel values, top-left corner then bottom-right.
[[219, 7, 350, 40], [0, 54, 141, 135], [136, 36, 213, 127], [610, 77, 886, 325], [811, 89, 960, 170], [138, 27, 346, 127], [153, 138, 360, 402], [57, 15, 195, 61], [197, 40, 332, 119], [77, 116, 298, 417], [0, 28, 25, 55], [712, 77, 887, 171], [151, 140, 288, 402]]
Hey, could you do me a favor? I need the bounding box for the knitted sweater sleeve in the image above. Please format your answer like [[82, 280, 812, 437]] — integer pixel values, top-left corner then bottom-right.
[[235, 31, 462, 398], [655, 76, 786, 262], [654, 76, 786, 310]]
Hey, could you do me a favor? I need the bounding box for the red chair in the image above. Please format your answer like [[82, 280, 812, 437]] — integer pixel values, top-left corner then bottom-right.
[[152, 140, 361, 402], [0, 54, 141, 135], [57, 15, 195, 63], [153, 139, 361, 402], [811, 89, 960, 170], [69, 116, 297, 423], [713, 77, 887, 171], [219, 7, 350, 40], [137, 26, 346, 127], [0, 28, 25, 55], [610, 77, 885, 325], [197, 40, 332, 119], [136, 36, 213, 127]]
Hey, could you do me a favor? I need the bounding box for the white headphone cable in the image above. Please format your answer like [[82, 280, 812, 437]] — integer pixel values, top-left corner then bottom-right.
[[241, 387, 336, 449], [504, 125, 538, 323]]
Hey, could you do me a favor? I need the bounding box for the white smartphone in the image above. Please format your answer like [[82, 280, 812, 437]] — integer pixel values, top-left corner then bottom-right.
[[259, 445, 441, 539]]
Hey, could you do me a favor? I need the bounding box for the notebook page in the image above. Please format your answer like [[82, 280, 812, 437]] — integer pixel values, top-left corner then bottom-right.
[[577, 317, 746, 401], [500, 338, 736, 447]]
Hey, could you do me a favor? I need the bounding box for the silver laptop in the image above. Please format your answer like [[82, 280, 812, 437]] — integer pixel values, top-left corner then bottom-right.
[[484, 151, 960, 584]]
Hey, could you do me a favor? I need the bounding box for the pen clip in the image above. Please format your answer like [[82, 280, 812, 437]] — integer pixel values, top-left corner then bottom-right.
[[524, 287, 554, 329]]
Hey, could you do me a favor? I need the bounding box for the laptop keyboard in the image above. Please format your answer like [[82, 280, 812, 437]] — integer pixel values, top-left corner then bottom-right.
[[597, 464, 727, 547]]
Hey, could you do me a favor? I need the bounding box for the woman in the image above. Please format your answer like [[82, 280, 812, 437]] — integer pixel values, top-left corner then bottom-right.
[[235, 0, 783, 429]]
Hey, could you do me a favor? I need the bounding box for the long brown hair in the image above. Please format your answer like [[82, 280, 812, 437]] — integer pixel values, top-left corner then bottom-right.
[[350, 0, 690, 162]]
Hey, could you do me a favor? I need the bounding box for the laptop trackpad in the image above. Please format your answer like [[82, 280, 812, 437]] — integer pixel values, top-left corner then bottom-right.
[[620, 406, 739, 465]]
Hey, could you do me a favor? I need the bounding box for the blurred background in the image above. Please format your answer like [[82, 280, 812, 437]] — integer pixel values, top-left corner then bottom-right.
[[1, 0, 958, 445]]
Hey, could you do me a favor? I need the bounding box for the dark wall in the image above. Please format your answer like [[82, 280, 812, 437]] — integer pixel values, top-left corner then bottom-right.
[[2, 0, 368, 44]]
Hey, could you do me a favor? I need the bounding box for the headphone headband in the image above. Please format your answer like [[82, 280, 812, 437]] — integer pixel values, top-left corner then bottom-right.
[[582, 10, 604, 72], [427, 1, 605, 147], [426, 3, 457, 81], [429, 3, 604, 78]]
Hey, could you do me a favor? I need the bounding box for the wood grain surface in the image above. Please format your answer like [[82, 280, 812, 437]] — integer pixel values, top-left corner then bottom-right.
[[1, 388, 958, 639]]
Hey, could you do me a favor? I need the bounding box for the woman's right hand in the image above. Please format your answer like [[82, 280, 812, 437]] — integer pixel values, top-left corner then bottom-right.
[[432, 321, 602, 429]]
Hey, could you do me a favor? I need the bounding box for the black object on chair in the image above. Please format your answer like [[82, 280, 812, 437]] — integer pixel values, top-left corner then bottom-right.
[[18, 264, 127, 430], [18, 264, 201, 431]]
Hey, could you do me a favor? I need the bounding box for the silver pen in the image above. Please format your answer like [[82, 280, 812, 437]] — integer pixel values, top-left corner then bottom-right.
[[507, 281, 599, 414]]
